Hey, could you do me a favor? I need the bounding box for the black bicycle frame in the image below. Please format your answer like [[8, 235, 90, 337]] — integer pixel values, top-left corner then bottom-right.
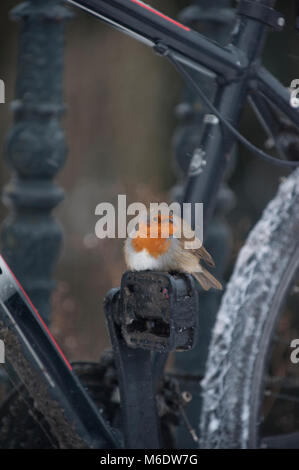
[[66, 0, 299, 221], [0, 255, 118, 449], [10, 0, 292, 449], [67, 0, 246, 77]]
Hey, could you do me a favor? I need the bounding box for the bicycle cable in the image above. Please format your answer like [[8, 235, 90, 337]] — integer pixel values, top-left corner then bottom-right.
[[166, 49, 299, 168]]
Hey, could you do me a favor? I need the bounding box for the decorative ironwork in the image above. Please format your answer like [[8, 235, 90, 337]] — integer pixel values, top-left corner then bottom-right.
[[1, 0, 73, 323]]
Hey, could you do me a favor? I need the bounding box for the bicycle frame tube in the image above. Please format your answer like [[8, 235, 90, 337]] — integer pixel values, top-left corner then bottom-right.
[[66, 0, 247, 78], [66, 0, 299, 222], [183, 0, 280, 220], [255, 66, 299, 128], [0, 255, 119, 449]]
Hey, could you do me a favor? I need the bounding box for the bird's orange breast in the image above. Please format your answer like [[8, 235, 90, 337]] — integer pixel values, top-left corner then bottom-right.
[[132, 236, 171, 258], [131, 221, 172, 258]]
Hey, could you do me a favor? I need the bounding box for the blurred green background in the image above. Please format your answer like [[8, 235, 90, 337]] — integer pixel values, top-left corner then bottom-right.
[[0, 0, 297, 361]]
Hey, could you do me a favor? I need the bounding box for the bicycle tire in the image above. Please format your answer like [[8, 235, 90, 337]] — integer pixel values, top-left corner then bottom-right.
[[200, 167, 299, 448]]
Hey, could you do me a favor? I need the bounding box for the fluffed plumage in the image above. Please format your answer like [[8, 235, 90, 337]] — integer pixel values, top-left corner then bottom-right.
[[124, 211, 222, 291]]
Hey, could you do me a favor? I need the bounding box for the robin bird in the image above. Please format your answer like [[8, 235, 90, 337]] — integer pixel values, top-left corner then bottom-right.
[[124, 211, 222, 291]]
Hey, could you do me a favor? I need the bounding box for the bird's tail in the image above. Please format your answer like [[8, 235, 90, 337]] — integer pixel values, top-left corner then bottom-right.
[[193, 267, 222, 291]]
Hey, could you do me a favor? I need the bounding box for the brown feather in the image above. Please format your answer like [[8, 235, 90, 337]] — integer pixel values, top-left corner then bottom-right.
[[175, 216, 215, 268], [193, 268, 222, 291], [191, 245, 215, 267]]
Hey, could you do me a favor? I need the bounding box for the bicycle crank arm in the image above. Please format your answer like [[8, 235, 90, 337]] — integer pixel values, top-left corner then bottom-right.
[[104, 270, 199, 449], [0, 255, 119, 449]]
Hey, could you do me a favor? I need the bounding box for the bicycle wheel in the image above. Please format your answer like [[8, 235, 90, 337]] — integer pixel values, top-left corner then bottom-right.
[[200, 167, 299, 449]]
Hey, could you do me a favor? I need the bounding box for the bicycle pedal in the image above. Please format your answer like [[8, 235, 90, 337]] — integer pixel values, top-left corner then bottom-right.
[[117, 271, 199, 353]]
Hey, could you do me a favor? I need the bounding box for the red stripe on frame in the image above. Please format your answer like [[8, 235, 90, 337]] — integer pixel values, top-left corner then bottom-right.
[[130, 0, 190, 31], [1, 255, 72, 371]]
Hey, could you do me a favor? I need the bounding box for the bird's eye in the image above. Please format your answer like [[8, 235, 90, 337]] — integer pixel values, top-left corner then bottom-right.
[[135, 223, 139, 231]]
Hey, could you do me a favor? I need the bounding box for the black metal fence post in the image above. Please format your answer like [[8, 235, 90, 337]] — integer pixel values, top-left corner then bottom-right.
[[172, 0, 236, 447], [1, 0, 73, 324]]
